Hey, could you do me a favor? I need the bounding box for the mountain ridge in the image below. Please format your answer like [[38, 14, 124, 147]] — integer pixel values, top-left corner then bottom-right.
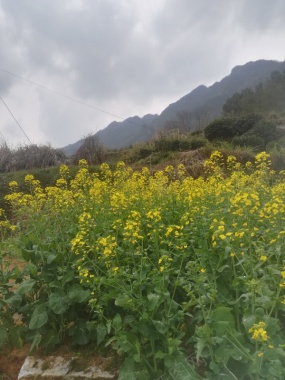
[[63, 59, 285, 155]]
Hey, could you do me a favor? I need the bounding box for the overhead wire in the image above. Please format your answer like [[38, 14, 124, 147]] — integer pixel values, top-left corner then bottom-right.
[[0, 95, 32, 144], [0, 67, 156, 131]]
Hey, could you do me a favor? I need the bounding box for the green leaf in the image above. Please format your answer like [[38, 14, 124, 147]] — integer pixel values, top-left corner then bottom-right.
[[30, 333, 42, 353], [118, 332, 140, 356], [152, 320, 168, 334], [24, 263, 38, 275], [96, 324, 107, 346], [123, 315, 136, 326], [0, 325, 8, 347], [62, 271, 75, 285], [146, 293, 160, 311], [217, 264, 230, 273], [155, 350, 166, 359], [41, 330, 60, 353], [167, 338, 182, 355], [85, 321, 97, 342], [118, 357, 136, 380], [5, 293, 22, 308], [10, 327, 23, 348], [15, 279, 36, 295], [113, 313, 122, 331], [46, 253, 58, 264], [136, 321, 155, 338], [214, 345, 230, 363], [68, 284, 90, 303], [48, 293, 70, 314], [196, 338, 206, 362], [72, 325, 89, 345], [242, 313, 256, 332], [212, 306, 235, 335], [115, 294, 133, 308], [166, 353, 203, 380], [29, 305, 48, 330]]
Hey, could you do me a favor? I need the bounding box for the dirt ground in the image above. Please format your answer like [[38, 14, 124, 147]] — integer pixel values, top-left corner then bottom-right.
[[0, 345, 29, 380]]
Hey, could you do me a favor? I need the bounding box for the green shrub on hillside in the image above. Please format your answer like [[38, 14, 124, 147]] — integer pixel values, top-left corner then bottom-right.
[[204, 117, 237, 141]]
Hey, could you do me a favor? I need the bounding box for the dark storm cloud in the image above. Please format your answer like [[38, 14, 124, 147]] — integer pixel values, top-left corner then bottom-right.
[[0, 0, 284, 146]]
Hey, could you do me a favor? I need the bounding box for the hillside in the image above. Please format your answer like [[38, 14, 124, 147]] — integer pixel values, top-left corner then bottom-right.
[[62, 59, 285, 155]]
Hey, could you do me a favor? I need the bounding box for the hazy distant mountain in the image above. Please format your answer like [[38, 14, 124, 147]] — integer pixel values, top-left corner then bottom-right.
[[96, 114, 158, 149], [62, 59, 285, 154]]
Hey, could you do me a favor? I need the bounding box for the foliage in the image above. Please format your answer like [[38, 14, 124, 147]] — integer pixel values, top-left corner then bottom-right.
[[223, 70, 285, 116], [204, 117, 238, 141], [72, 134, 106, 165], [204, 114, 284, 150], [204, 114, 263, 142], [154, 134, 207, 153], [0, 143, 66, 173], [2, 154, 285, 378]]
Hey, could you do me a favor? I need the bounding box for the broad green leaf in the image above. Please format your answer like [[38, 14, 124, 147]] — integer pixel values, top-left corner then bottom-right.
[[196, 338, 206, 361], [123, 315, 136, 326], [242, 313, 256, 331], [167, 338, 182, 355], [73, 327, 89, 345], [113, 313, 122, 331], [118, 332, 140, 356], [48, 293, 70, 314], [62, 271, 75, 285], [24, 263, 38, 275], [115, 294, 133, 308], [29, 305, 48, 330], [214, 345, 230, 363], [166, 353, 203, 380], [136, 321, 155, 338], [152, 320, 168, 334], [15, 279, 36, 295], [214, 321, 232, 336], [118, 357, 136, 380], [146, 293, 160, 311], [46, 253, 57, 264], [96, 324, 107, 346], [68, 284, 90, 303], [41, 330, 60, 353], [30, 333, 42, 353], [5, 293, 22, 308], [217, 264, 230, 273], [155, 350, 166, 359], [212, 306, 235, 335], [10, 328, 23, 348]]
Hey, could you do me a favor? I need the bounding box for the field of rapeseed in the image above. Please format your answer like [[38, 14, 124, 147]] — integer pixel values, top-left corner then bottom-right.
[[1, 151, 285, 379]]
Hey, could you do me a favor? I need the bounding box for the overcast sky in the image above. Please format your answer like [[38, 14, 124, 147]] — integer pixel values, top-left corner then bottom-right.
[[0, 0, 284, 148]]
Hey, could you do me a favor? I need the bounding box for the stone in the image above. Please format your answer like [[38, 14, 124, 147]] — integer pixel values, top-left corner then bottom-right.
[[18, 356, 117, 380]]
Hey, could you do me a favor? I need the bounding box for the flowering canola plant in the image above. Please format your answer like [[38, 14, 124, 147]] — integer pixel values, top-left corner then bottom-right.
[[2, 151, 285, 379]]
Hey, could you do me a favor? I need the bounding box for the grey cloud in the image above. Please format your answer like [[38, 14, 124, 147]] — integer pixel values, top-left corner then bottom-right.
[[0, 0, 285, 146]]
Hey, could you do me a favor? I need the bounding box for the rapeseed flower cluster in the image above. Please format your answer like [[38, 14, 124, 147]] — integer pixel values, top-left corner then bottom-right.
[[249, 321, 269, 342], [3, 150, 285, 378]]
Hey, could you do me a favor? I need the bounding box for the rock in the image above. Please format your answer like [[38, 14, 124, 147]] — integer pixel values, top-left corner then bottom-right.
[[18, 356, 116, 379]]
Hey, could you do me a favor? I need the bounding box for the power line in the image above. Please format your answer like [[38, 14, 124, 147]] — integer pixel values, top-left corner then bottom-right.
[[0, 67, 155, 130], [0, 96, 32, 144]]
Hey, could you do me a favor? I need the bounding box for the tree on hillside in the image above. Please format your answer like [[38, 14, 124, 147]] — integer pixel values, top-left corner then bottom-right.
[[164, 111, 194, 133], [223, 70, 285, 116], [73, 134, 106, 165]]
